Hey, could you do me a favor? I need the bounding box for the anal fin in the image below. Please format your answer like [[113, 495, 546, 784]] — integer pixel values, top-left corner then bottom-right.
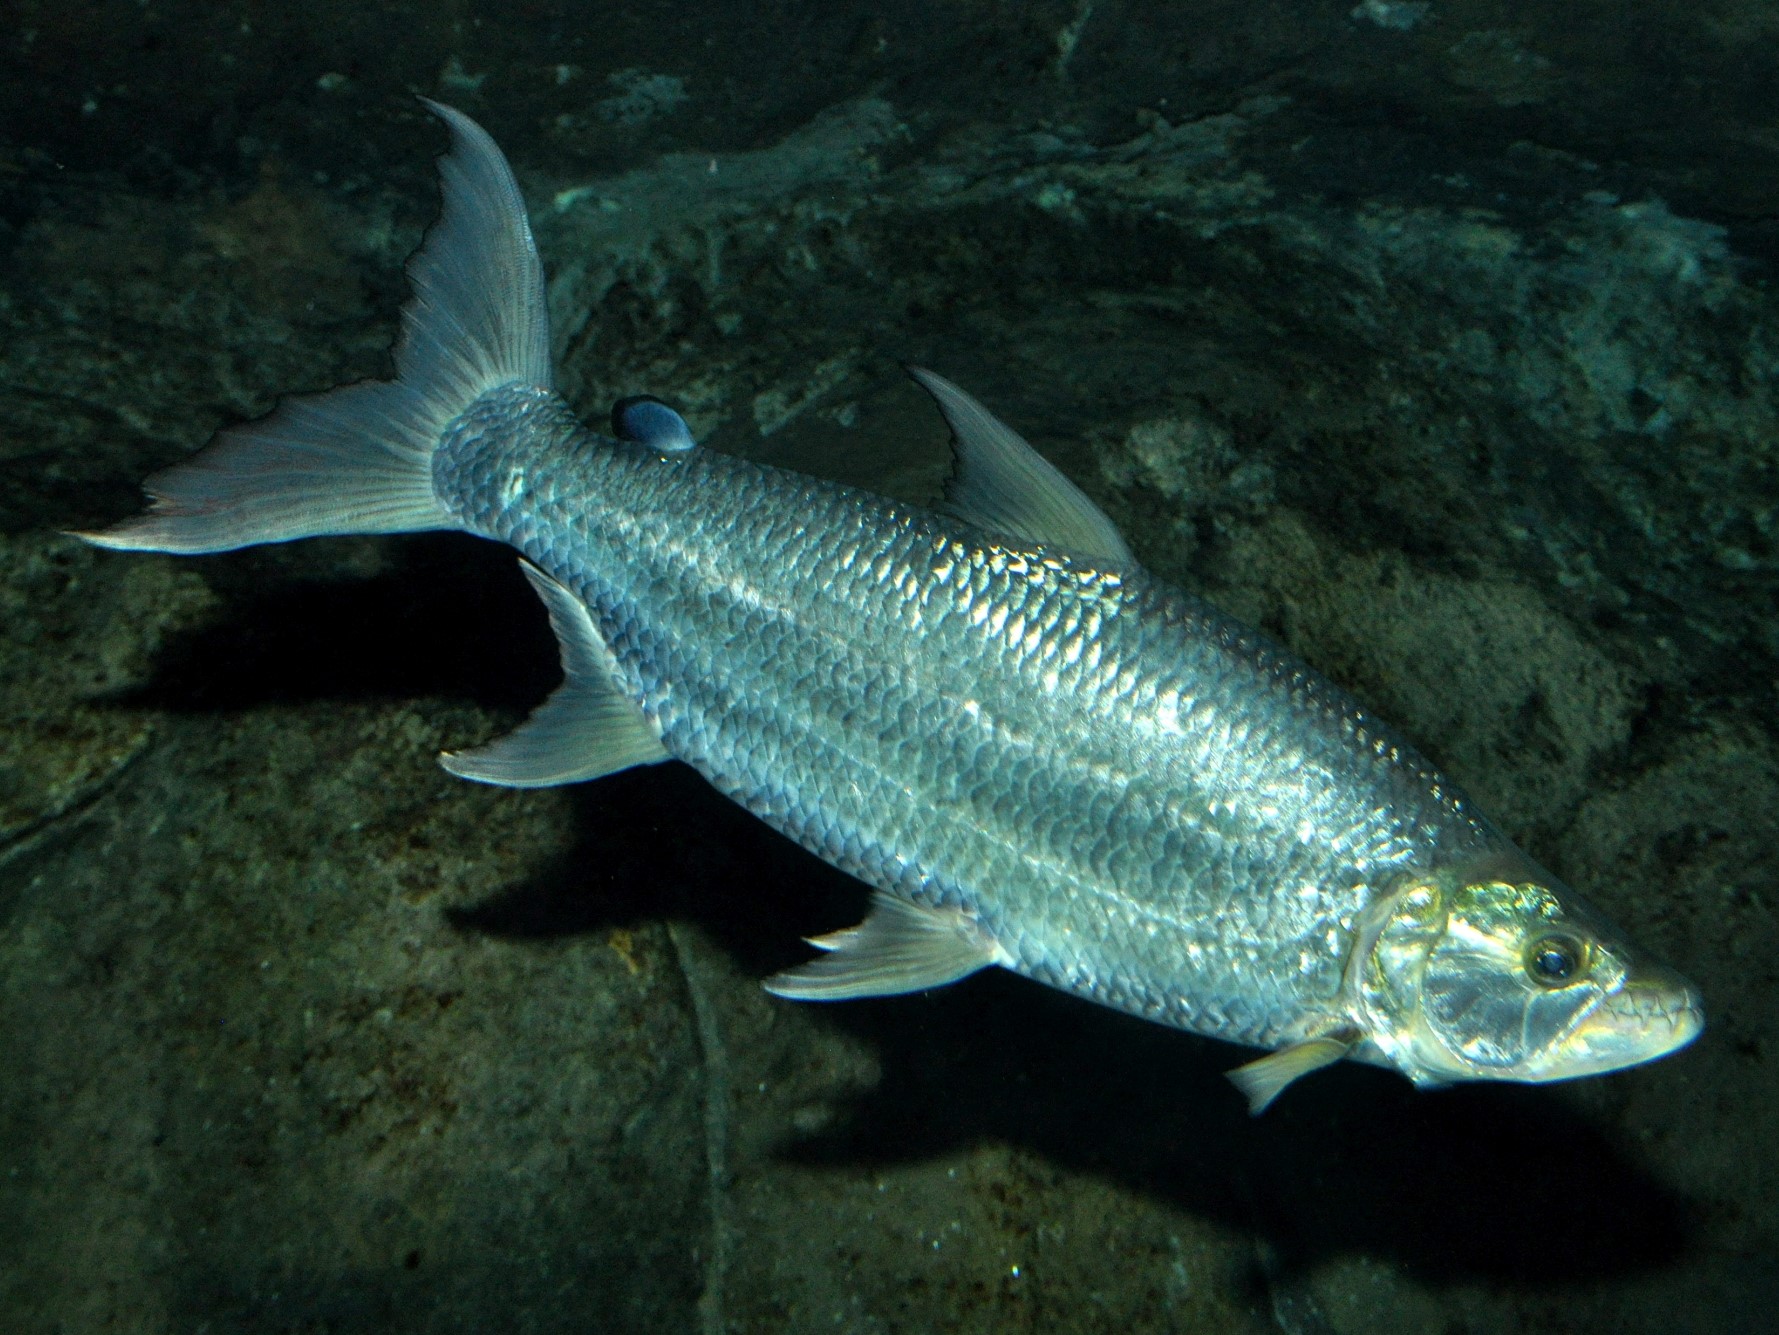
[[441, 561, 669, 787], [764, 891, 1006, 1001]]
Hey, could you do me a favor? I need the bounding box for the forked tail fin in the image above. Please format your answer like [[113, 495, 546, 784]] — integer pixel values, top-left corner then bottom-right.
[[76, 100, 552, 554]]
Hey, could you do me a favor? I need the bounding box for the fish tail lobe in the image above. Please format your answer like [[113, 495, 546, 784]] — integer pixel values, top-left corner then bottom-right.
[[75, 100, 552, 554]]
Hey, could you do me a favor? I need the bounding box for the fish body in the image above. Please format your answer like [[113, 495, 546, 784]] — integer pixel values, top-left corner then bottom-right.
[[80, 103, 1702, 1110], [440, 383, 1482, 1054]]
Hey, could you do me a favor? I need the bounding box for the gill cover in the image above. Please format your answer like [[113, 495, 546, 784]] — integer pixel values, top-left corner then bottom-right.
[[1358, 872, 1631, 1085]]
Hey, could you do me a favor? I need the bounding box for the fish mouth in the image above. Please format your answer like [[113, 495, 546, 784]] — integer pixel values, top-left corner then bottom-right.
[[1546, 965, 1704, 1080]]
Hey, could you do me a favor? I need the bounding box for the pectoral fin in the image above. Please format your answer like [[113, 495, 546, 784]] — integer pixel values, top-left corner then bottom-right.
[[906, 366, 1134, 566], [764, 891, 1006, 1001], [1227, 1034, 1356, 1115], [441, 561, 669, 787]]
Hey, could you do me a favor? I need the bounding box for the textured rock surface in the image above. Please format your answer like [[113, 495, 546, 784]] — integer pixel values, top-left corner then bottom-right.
[[3, 2, 1776, 1331]]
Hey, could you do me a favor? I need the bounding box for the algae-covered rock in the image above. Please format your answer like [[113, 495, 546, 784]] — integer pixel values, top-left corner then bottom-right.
[[2, 2, 1776, 1332]]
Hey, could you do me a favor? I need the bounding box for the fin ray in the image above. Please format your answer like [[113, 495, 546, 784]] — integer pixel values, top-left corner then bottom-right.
[[77, 100, 549, 555], [401, 99, 552, 398], [764, 891, 1004, 1001], [907, 366, 1133, 566], [74, 379, 452, 553], [1227, 1034, 1354, 1115], [441, 562, 669, 787]]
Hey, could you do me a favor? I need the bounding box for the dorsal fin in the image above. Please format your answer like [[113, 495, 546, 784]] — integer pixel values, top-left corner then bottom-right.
[[907, 366, 1134, 566]]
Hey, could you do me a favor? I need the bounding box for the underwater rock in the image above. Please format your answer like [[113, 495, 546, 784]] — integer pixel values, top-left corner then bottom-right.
[[2, 4, 1776, 1331]]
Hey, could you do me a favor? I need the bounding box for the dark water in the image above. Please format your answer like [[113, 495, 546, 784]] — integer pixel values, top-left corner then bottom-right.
[[2, 3, 1775, 1331]]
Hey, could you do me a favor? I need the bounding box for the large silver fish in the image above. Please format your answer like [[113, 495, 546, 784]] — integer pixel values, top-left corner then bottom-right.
[[79, 102, 1702, 1112]]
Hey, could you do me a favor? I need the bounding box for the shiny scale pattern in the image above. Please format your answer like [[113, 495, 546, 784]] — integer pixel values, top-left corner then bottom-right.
[[434, 385, 1507, 1051]]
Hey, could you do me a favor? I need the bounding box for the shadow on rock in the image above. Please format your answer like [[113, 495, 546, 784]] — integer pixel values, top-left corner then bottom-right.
[[445, 760, 859, 986], [786, 975, 1693, 1288], [98, 527, 1695, 1294], [100, 533, 556, 716], [446, 769, 1695, 1292]]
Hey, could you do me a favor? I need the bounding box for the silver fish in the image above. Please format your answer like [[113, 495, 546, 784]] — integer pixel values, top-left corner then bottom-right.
[[78, 102, 1702, 1112]]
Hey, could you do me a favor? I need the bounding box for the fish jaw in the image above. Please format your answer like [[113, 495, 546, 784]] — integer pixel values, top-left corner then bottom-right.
[[1521, 963, 1704, 1083], [1352, 867, 1705, 1089]]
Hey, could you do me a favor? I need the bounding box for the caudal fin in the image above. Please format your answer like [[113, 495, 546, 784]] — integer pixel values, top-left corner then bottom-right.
[[76, 100, 552, 554]]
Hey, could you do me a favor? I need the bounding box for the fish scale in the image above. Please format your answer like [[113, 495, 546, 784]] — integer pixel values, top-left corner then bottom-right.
[[80, 101, 1700, 1110], [434, 382, 1496, 1052]]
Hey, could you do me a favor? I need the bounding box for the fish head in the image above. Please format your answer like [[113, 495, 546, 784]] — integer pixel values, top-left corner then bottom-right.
[[1353, 865, 1702, 1087]]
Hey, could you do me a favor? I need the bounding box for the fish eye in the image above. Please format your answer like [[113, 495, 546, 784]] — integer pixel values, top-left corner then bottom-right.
[[1525, 934, 1586, 987]]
